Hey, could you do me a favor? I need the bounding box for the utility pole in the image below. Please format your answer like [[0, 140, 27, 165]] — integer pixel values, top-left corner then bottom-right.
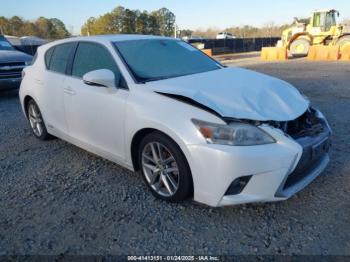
[[69, 25, 74, 36], [87, 23, 91, 36]]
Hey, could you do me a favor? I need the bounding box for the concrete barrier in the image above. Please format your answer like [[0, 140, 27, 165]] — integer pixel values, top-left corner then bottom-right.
[[307, 45, 340, 61], [260, 47, 287, 61], [340, 45, 350, 61]]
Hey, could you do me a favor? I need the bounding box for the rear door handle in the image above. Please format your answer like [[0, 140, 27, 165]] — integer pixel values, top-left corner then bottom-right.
[[64, 86, 76, 95]]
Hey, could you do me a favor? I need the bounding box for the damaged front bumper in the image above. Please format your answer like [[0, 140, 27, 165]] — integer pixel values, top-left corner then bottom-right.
[[187, 109, 332, 207], [275, 116, 331, 198]]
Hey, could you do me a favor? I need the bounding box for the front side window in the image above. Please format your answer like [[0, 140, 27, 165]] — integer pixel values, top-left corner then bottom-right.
[[72, 42, 121, 81], [49, 43, 74, 74], [114, 39, 221, 83]]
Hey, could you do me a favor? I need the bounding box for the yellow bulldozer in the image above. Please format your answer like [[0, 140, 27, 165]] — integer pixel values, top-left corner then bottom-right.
[[277, 9, 350, 57]]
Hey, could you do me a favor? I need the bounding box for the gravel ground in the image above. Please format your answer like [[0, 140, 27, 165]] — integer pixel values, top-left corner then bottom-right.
[[0, 58, 350, 256]]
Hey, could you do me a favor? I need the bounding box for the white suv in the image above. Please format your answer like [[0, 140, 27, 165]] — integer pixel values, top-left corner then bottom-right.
[[20, 35, 331, 207]]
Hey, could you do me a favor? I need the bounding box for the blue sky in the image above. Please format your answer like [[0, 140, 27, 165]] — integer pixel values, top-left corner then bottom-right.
[[3, 0, 350, 34]]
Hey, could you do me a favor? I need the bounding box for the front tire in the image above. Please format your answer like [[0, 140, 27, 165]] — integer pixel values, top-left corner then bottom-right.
[[27, 100, 51, 140], [138, 132, 193, 202], [290, 38, 310, 57]]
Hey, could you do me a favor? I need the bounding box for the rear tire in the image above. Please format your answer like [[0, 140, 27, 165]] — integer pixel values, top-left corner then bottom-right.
[[290, 38, 310, 57], [26, 100, 51, 140], [336, 35, 350, 53], [138, 131, 193, 202]]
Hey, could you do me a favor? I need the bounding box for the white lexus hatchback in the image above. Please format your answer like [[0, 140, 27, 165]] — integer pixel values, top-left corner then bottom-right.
[[19, 35, 332, 207]]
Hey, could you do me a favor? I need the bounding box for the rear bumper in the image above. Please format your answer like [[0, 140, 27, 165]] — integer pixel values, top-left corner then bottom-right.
[[187, 112, 331, 207], [0, 77, 22, 90]]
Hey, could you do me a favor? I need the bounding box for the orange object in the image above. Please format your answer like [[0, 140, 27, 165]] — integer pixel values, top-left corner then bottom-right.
[[340, 45, 350, 61], [307, 45, 340, 61], [260, 47, 288, 61], [202, 49, 213, 57]]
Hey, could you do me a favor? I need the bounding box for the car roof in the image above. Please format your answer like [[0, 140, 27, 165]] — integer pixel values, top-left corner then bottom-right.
[[55, 34, 172, 44], [77, 34, 172, 42], [39, 34, 177, 51]]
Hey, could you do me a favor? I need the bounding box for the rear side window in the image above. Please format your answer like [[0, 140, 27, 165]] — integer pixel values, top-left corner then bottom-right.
[[313, 13, 321, 27], [48, 43, 74, 74], [72, 42, 120, 79]]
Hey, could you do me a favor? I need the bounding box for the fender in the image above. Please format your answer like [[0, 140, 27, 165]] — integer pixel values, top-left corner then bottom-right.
[[331, 33, 350, 46], [287, 32, 314, 49], [338, 33, 350, 39]]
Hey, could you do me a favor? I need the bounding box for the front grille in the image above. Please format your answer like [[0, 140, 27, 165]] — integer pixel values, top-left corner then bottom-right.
[[283, 139, 330, 190], [0, 62, 25, 79], [279, 123, 331, 193], [0, 71, 22, 79], [0, 62, 25, 67], [265, 107, 332, 197]]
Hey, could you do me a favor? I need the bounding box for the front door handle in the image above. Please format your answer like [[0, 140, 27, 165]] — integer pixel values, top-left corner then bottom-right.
[[64, 86, 76, 95]]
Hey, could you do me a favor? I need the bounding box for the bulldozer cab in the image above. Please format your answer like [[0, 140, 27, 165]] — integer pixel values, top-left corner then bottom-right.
[[311, 9, 339, 33]]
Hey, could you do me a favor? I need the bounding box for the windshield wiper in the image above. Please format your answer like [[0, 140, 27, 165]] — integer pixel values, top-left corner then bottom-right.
[[139, 68, 223, 84], [140, 76, 174, 83]]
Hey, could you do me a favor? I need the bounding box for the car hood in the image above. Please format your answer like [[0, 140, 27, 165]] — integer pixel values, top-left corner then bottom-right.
[[0, 50, 33, 64], [147, 67, 309, 121]]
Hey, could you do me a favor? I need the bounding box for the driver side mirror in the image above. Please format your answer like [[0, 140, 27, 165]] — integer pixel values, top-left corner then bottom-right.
[[83, 69, 119, 88]]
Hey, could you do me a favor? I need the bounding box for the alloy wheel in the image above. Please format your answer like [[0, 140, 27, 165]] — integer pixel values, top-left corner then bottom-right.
[[28, 103, 44, 137], [141, 142, 180, 197]]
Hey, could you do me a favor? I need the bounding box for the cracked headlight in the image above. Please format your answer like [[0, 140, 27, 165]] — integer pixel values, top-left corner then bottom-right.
[[192, 119, 276, 146]]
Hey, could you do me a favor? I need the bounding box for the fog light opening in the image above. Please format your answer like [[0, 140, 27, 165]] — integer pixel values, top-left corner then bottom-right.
[[224, 175, 252, 196]]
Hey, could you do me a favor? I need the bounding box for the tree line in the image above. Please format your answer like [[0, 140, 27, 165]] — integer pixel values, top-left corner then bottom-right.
[[3, 8, 347, 40], [0, 16, 70, 39], [81, 6, 176, 36]]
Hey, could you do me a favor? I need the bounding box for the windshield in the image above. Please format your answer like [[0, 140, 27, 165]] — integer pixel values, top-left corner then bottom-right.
[[0, 37, 14, 51], [114, 39, 221, 83]]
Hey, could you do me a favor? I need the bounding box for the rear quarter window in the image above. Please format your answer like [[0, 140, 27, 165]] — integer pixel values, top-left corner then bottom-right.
[[47, 43, 74, 74], [44, 48, 54, 68]]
